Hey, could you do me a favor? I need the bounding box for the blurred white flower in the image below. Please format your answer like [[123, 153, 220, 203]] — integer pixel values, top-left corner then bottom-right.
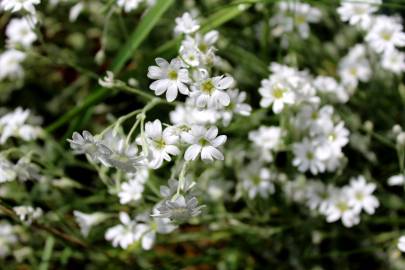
[[259, 77, 295, 113], [346, 175, 379, 215], [337, 0, 381, 29], [366, 16, 405, 54], [1, 0, 40, 14], [387, 174, 405, 186], [0, 49, 26, 81], [13, 206, 43, 225], [73, 211, 108, 237], [398, 236, 405, 252], [240, 165, 275, 199], [6, 18, 37, 49], [381, 49, 405, 74], [293, 138, 325, 175], [174, 12, 200, 34], [105, 212, 137, 249], [117, 0, 142, 13]]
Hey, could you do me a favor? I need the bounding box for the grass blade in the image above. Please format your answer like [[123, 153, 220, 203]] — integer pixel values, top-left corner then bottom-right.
[[45, 0, 174, 133]]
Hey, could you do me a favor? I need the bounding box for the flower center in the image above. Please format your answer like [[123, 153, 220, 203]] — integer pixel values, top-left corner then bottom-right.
[[199, 138, 209, 146], [272, 86, 285, 99], [355, 191, 364, 201], [294, 15, 306, 25], [252, 176, 262, 186], [168, 70, 178, 80], [201, 80, 215, 94], [337, 201, 349, 212], [155, 138, 166, 149], [380, 31, 392, 41], [198, 42, 208, 53], [306, 151, 314, 160], [328, 132, 336, 141]]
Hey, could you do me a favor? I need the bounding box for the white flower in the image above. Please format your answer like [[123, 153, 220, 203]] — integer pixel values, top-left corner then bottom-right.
[[325, 189, 360, 228], [381, 49, 405, 74], [69, 2, 84, 22], [0, 155, 16, 183], [1, 0, 40, 14], [270, 1, 321, 39], [366, 16, 405, 54], [191, 73, 233, 109], [387, 174, 405, 186], [174, 12, 200, 34], [152, 195, 205, 223], [338, 45, 371, 88], [6, 18, 37, 48], [98, 71, 115, 88], [398, 236, 405, 252], [293, 138, 325, 175], [105, 212, 137, 249], [0, 107, 41, 144], [118, 180, 144, 204], [68, 130, 111, 163], [0, 222, 17, 258], [259, 77, 295, 113], [337, 0, 381, 29], [169, 103, 220, 127], [100, 131, 145, 172], [144, 120, 180, 169], [73, 211, 108, 237], [313, 76, 349, 103], [221, 89, 252, 126], [117, 0, 142, 13], [249, 126, 283, 156], [147, 58, 190, 102], [13, 206, 43, 225], [295, 105, 334, 135], [240, 165, 275, 199], [0, 49, 26, 80], [132, 213, 177, 250], [346, 176, 379, 215], [182, 125, 226, 161]]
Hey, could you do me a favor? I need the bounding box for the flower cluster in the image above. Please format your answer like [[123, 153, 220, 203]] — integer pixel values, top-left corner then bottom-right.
[[270, 1, 321, 40], [338, 1, 405, 75], [284, 175, 379, 227], [0, 107, 42, 144], [13, 206, 43, 225]]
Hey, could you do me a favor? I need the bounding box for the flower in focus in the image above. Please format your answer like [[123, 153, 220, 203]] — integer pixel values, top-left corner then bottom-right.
[[147, 58, 190, 102], [191, 73, 233, 109], [182, 125, 227, 161], [144, 119, 180, 169]]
